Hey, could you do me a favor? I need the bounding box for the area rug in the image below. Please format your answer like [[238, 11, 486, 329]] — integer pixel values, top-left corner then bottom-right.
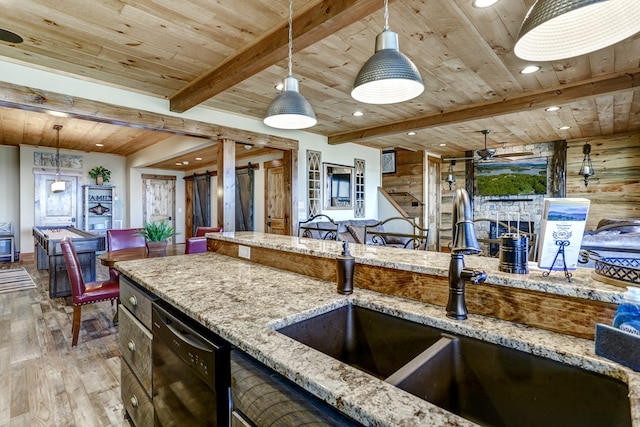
[[0, 268, 37, 294]]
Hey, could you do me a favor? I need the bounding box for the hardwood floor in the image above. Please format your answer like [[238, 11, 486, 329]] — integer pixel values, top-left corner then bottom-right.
[[0, 260, 124, 426]]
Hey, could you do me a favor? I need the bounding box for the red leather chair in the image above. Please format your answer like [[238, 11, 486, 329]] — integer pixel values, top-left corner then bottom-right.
[[195, 226, 223, 237], [106, 228, 146, 280], [186, 227, 222, 254], [61, 238, 120, 347]]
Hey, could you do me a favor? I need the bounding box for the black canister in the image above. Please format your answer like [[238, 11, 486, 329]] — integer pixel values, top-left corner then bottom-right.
[[337, 241, 355, 294], [498, 233, 529, 274]]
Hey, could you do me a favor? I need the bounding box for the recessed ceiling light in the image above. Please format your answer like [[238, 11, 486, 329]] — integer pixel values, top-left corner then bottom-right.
[[195, 157, 203, 161], [182, 161, 189, 165], [520, 65, 541, 74], [407, 131, 416, 136], [175, 162, 182, 166], [95, 143, 104, 147], [472, 0, 500, 8], [545, 106, 561, 112], [558, 125, 571, 130], [352, 111, 363, 117], [439, 143, 447, 147], [275, 82, 284, 91], [0, 28, 23, 43]]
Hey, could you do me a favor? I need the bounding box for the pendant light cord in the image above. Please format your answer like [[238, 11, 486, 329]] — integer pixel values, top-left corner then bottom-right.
[[383, 0, 389, 30], [54, 125, 62, 177], [287, 0, 293, 77]]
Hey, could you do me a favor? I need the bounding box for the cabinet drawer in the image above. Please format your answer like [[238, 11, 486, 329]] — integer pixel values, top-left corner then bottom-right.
[[119, 306, 152, 396], [120, 275, 154, 329], [122, 361, 153, 427]]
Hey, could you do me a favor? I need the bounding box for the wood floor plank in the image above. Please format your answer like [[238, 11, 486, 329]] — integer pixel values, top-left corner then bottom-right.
[[1, 262, 124, 426]]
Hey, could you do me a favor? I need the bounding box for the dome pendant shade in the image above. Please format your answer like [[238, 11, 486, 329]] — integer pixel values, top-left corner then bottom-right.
[[514, 0, 640, 61], [352, 29, 424, 104], [264, 75, 317, 130]]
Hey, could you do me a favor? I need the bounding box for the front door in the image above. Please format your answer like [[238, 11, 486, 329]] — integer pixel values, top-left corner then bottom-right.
[[142, 174, 176, 243], [265, 161, 286, 235], [34, 172, 78, 226]]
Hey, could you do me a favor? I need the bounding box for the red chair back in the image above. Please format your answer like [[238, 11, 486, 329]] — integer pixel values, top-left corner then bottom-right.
[[60, 238, 87, 305], [195, 226, 222, 237], [107, 228, 146, 251]]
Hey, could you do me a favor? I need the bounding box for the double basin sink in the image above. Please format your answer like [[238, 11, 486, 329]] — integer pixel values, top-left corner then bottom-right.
[[277, 304, 631, 427]]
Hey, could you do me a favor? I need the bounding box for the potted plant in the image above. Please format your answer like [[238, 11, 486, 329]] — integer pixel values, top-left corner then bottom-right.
[[136, 220, 178, 257], [88, 166, 111, 185]]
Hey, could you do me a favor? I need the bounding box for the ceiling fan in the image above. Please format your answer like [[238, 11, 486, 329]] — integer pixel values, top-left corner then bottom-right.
[[444, 130, 533, 163]]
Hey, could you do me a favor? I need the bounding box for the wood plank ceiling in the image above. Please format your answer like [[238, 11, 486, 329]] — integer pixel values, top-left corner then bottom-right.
[[0, 0, 638, 171]]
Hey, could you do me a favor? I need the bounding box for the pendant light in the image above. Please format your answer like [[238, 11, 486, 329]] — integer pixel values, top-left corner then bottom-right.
[[51, 124, 66, 193], [351, 0, 424, 104], [263, 0, 316, 130], [445, 160, 457, 190], [514, 0, 640, 61], [578, 143, 595, 187]]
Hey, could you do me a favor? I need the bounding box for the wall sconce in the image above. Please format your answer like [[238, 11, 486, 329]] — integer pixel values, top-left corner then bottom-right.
[[578, 143, 595, 187], [445, 160, 456, 190]]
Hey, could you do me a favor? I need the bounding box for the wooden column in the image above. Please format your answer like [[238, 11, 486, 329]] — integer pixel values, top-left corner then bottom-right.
[[217, 139, 236, 232]]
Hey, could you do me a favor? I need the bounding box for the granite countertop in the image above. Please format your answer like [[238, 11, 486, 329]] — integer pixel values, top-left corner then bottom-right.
[[210, 231, 628, 303], [116, 247, 640, 426]]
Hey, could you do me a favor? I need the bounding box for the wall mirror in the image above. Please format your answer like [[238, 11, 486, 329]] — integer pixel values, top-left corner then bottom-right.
[[324, 163, 354, 210]]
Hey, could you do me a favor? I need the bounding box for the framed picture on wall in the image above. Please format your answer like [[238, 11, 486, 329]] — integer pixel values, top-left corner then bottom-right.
[[381, 151, 396, 174]]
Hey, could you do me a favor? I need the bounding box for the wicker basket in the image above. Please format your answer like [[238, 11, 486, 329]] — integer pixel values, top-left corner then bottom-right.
[[593, 257, 640, 287]]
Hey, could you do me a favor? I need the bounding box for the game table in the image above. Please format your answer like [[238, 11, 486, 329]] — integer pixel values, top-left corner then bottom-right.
[[33, 226, 106, 298]]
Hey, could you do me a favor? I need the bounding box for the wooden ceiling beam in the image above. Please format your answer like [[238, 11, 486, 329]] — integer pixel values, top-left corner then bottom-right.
[[169, 0, 382, 113], [328, 68, 640, 144], [0, 80, 298, 150]]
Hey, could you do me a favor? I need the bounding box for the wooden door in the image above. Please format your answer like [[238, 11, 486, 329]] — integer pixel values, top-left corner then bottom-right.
[[34, 172, 78, 226], [142, 175, 176, 243], [265, 161, 286, 235]]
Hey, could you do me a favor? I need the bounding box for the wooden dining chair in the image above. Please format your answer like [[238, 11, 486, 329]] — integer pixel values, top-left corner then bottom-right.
[[60, 238, 120, 347]]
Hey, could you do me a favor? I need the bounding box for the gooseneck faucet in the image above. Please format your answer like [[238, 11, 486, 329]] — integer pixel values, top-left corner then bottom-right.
[[446, 189, 487, 320]]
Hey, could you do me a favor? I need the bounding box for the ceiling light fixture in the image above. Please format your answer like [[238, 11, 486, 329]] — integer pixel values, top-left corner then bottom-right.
[[351, 0, 424, 104], [545, 106, 561, 112], [195, 157, 203, 161], [578, 143, 595, 187], [472, 0, 500, 8], [352, 111, 364, 117], [520, 65, 541, 74], [95, 143, 104, 147], [559, 125, 571, 130], [445, 160, 457, 190], [0, 27, 23, 44], [407, 131, 416, 136], [263, 0, 316, 130], [51, 125, 65, 193], [514, 0, 640, 61]]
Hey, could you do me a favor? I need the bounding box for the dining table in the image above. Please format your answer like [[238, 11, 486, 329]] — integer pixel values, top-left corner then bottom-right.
[[99, 244, 185, 268]]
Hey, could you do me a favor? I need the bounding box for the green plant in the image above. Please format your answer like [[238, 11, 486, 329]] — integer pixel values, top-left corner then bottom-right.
[[88, 166, 111, 183], [137, 220, 178, 242]]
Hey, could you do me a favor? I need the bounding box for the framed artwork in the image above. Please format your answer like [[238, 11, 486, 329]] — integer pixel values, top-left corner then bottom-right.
[[381, 151, 396, 174]]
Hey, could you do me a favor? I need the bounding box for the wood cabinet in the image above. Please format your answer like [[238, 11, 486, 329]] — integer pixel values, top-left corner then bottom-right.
[[82, 185, 115, 235], [119, 276, 155, 427]]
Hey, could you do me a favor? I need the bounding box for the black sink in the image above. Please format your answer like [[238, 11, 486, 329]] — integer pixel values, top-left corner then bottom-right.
[[277, 304, 443, 379], [277, 305, 632, 427]]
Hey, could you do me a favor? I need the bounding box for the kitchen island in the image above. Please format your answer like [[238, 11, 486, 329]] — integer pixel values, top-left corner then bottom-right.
[[116, 232, 640, 426]]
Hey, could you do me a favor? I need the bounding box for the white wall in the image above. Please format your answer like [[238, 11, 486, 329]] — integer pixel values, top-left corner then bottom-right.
[[18, 145, 127, 255], [297, 135, 381, 222], [0, 146, 20, 256]]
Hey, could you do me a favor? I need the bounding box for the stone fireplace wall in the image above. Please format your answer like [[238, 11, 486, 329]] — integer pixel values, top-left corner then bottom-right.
[[473, 142, 555, 244]]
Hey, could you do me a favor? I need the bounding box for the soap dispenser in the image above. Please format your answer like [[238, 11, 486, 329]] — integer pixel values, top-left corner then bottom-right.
[[336, 241, 355, 295], [613, 286, 640, 335]]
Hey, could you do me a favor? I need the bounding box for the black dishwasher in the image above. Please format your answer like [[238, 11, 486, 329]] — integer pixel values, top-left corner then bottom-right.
[[152, 302, 231, 426]]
